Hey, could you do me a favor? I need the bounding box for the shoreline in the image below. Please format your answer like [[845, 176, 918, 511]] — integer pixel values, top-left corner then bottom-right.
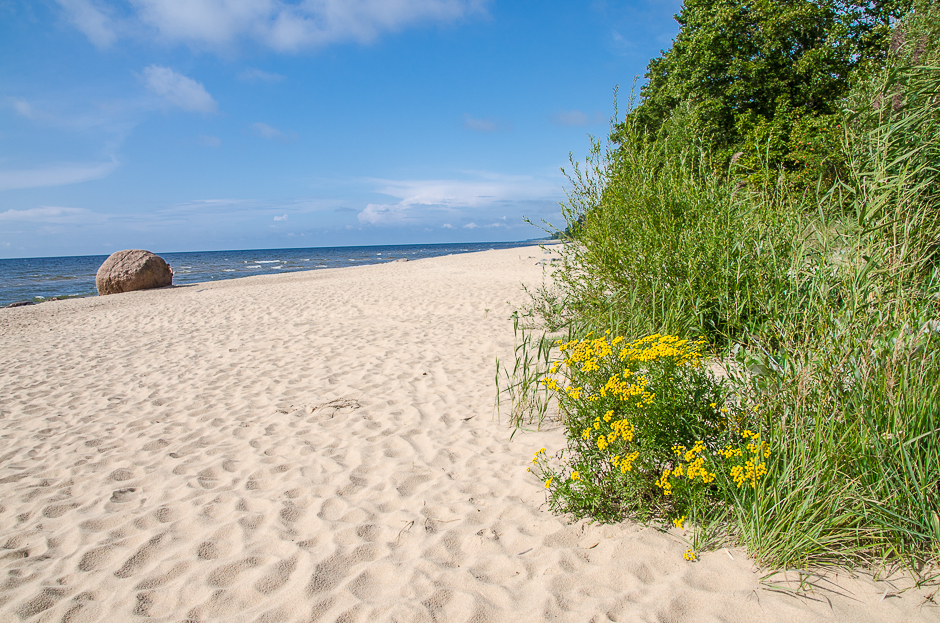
[[0, 245, 934, 622], [0, 239, 560, 309]]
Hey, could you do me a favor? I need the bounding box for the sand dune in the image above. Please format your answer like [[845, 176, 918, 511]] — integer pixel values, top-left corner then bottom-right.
[[0, 246, 935, 622]]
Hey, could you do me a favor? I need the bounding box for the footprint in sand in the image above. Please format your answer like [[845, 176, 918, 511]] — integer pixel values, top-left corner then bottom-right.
[[41, 502, 80, 518], [108, 468, 135, 481], [78, 544, 117, 572], [114, 533, 169, 578], [110, 487, 138, 503], [254, 556, 298, 595]]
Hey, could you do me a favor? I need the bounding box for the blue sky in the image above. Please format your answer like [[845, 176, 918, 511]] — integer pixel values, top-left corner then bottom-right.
[[0, 0, 682, 258]]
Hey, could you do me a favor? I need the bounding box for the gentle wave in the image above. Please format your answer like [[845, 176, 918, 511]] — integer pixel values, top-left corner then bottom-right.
[[0, 240, 548, 307]]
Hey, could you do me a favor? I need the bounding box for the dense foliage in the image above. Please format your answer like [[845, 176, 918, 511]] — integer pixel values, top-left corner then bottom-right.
[[621, 0, 915, 176], [510, 0, 940, 572]]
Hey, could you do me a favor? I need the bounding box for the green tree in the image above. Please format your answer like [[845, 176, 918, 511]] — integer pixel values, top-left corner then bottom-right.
[[620, 0, 914, 168]]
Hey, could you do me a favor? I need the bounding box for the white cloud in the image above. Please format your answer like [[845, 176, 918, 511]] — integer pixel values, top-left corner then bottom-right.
[[274, 214, 287, 221], [373, 174, 555, 208], [156, 197, 344, 217], [9, 98, 35, 118], [357, 172, 560, 226], [462, 113, 513, 133], [463, 114, 499, 133], [251, 122, 297, 142], [197, 134, 221, 147], [442, 223, 454, 229], [357, 203, 412, 225], [142, 65, 217, 113], [64, 0, 487, 52], [157, 198, 251, 215], [552, 110, 606, 127], [0, 159, 119, 191], [239, 68, 285, 83], [0, 206, 100, 224], [4, 96, 140, 139], [463, 222, 478, 229], [250, 122, 279, 138], [56, 0, 118, 48]]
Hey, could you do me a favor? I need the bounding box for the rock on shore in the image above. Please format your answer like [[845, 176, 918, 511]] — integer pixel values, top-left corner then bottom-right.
[[96, 249, 173, 295]]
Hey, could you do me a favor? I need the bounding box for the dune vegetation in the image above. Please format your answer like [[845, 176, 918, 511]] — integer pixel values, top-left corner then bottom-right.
[[505, 0, 940, 575]]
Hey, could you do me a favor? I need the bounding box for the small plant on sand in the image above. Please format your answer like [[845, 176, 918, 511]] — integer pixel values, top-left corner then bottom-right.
[[495, 312, 556, 430], [530, 332, 770, 539]]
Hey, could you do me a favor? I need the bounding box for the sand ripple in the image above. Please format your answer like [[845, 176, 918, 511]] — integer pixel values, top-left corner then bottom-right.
[[0, 247, 935, 622]]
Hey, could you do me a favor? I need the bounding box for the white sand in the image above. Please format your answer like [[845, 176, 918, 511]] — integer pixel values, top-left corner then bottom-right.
[[0, 245, 936, 623]]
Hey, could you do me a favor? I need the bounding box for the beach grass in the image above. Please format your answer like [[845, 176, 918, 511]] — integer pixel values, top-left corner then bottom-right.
[[494, 312, 556, 432], [510, 55, 940, 575]]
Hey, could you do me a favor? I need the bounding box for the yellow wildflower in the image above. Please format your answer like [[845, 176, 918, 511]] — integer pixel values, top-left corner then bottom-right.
[[620, 451, 639, 473], [655, 469, 673, 494]]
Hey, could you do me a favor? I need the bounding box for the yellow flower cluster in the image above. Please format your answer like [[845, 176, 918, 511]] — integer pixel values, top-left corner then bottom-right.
[[741, 429, 771, 459], [550, 332, 705, 409], [674, 441, 703, 462], [544, 332, 750, 514], [730, 457, 767, 489], [558, 332, 613, 371], [683, 549, 697, 562], [655, 468, 673, 495], [617, 334, 706, 367], [667, 441, 717, 484], [612, 451, 640, 473], [582, 414, 635, 453], [599, 371, 654, 406], [726, 429, 769, 488], [532, 447, 547, 464], [611, 418, 634, 442], [685, 457, 716, 484], [672, 515, 686, 530], [559, 332, 700, 369]]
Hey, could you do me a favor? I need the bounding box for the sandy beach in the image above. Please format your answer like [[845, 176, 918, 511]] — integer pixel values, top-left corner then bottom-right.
[[0, 245, 936, 623]]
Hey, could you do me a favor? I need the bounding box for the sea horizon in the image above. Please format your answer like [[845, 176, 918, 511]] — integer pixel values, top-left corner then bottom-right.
[[0, 239, 553, 308]]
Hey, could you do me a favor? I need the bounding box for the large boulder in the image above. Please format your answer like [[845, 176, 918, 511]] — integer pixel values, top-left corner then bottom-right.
[[96, 250, 173, 295]]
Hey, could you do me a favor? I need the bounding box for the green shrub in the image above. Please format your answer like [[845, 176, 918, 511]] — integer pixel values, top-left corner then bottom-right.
[[530, 332, 773, 539]]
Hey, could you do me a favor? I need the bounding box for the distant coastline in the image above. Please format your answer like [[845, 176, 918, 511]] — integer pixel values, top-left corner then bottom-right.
[[0, 240, 554, 308]]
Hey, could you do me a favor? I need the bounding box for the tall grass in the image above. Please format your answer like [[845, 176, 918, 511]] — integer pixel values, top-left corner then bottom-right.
[[494, 313, 557, 431], [524, 58, 940, 573]]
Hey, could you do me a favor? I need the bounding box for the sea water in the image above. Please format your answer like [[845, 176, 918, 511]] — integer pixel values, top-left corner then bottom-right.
[[0, 241, 548, 308]]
